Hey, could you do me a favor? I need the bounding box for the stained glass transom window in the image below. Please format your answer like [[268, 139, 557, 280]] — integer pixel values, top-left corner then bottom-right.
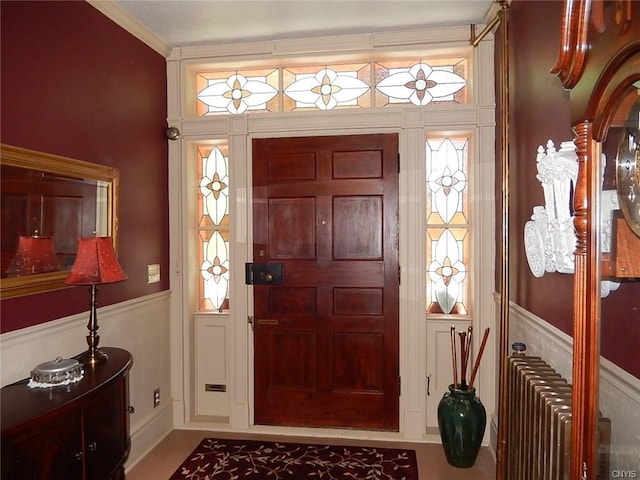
[[375, 60, 467, 106], [195, 57, 467, 115], [425, 135, 469, 315], [197, 143, 230, 311], [197, 69, 279, 115], [284, 64, 371, 111]]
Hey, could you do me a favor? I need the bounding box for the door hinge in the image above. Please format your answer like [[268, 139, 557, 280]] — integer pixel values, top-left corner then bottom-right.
[[398, 376, 401, 396], [248, 315, 254, 331], [398, 265, 401, 285], [397, 153, 401, 173]]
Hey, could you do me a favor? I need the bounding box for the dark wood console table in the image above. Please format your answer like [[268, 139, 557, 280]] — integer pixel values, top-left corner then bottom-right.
[[1, 347, 133, 480]]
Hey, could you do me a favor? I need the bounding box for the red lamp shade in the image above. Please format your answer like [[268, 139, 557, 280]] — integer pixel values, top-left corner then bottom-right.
[[65, 237, 127, 285], [7, 236, 59, 277]]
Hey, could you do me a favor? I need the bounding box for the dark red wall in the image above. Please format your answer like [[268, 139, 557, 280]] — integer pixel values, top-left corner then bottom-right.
[[0, 1, 169, 333], [507, 0, 574, 334], [506, 0, 640, 378]]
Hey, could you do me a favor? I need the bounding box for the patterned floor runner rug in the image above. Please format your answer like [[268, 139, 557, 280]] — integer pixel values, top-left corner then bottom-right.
[[169, 437, 418, 479]]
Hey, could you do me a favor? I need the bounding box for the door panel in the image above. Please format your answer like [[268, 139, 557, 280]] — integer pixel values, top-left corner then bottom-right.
[[252, 133, 399, 430], [333, 196, 382, 259]]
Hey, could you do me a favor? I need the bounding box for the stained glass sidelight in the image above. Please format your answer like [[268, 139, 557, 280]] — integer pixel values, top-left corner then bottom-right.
[[197, 144, 230, 311], [425, 136, 469, 315]]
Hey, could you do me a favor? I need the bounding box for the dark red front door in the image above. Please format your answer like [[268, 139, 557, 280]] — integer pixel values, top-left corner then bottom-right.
[[252, 133, 399, 430]]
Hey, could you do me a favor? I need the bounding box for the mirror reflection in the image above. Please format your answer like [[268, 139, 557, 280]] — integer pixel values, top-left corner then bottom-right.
[[0, 144, 119, 298], [598, 86, 640, 474]]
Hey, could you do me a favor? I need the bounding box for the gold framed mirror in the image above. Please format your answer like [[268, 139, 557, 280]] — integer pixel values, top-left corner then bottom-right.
[[0, 144, 119, 299]]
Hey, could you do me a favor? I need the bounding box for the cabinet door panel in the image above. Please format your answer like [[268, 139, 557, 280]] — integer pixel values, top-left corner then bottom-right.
[[5, 411, 83, 480], [84, 379, 128, 480]]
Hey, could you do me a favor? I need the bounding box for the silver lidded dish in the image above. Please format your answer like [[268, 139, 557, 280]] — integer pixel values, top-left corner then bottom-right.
[[30, 357, 84, 386]]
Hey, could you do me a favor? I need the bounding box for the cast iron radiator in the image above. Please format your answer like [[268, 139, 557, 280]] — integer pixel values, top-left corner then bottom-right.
[[506, 343, 611, 480]]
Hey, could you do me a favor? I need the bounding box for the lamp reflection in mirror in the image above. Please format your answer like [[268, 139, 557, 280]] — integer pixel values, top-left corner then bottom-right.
[[6, 235, 59, 277], [65, 237, 127, 364]]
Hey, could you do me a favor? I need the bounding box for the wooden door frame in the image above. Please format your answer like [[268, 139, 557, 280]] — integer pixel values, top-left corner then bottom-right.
[[166, 29, 497, 441]]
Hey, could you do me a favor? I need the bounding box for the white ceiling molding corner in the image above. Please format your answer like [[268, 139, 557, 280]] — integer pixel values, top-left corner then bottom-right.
[[87, 0, 172, 57]]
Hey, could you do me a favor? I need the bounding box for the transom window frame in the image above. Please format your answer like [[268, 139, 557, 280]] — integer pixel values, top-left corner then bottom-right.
[[181, 41, 477, 118], [194, 56, 469, 115]]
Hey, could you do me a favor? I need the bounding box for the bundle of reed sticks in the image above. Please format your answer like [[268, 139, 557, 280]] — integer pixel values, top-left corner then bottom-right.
[[449, 325, 490, 391]]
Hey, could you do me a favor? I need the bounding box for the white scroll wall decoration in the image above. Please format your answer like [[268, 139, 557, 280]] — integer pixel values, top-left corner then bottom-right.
[[524, 141, 620, 297], [524, 140, 579, 277]]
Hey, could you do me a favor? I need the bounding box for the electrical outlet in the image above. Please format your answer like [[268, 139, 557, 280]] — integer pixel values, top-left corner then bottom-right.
[[153, 388, 160, 408]]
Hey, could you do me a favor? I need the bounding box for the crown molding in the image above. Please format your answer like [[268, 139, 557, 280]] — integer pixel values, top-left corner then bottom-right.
[[87, 0, 172, 58], [175, 25, 475, 62]]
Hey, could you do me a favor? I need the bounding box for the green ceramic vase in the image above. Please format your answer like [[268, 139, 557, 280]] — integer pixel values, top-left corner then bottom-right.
[[437, 384, 486, 468]]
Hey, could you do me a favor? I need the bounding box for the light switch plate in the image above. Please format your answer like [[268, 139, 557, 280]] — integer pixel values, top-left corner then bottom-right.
[[147, 264, 160, 284]]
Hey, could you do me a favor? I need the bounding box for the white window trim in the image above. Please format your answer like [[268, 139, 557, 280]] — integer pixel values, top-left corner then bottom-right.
[[167, 25, 495, 442]]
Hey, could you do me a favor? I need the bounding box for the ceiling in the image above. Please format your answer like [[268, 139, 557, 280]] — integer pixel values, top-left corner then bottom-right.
[[111, 0, 496, 48]]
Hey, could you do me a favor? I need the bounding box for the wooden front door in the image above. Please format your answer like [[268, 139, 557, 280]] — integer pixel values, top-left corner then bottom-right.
[[252, 133, 399, 430]]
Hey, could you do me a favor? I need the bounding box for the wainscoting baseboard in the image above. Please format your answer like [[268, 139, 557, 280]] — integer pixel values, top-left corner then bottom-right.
[[127, 401, 174, 471]]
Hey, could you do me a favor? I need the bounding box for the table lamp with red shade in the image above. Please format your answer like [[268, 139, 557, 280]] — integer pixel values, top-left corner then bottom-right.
[[65, 237, 127, 364]]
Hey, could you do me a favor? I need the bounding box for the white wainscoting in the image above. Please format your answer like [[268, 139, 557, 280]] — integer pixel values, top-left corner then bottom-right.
[[508, 303, 573, 382], [509, 302, 640, 473], [0, 291, 173, 471]]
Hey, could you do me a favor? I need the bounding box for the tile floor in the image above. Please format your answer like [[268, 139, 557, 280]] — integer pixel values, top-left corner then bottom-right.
[[126, 429, 496, 480]]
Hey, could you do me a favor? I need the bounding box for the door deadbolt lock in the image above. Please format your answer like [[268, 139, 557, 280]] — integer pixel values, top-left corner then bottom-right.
[[245, 262, 283, 285]]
